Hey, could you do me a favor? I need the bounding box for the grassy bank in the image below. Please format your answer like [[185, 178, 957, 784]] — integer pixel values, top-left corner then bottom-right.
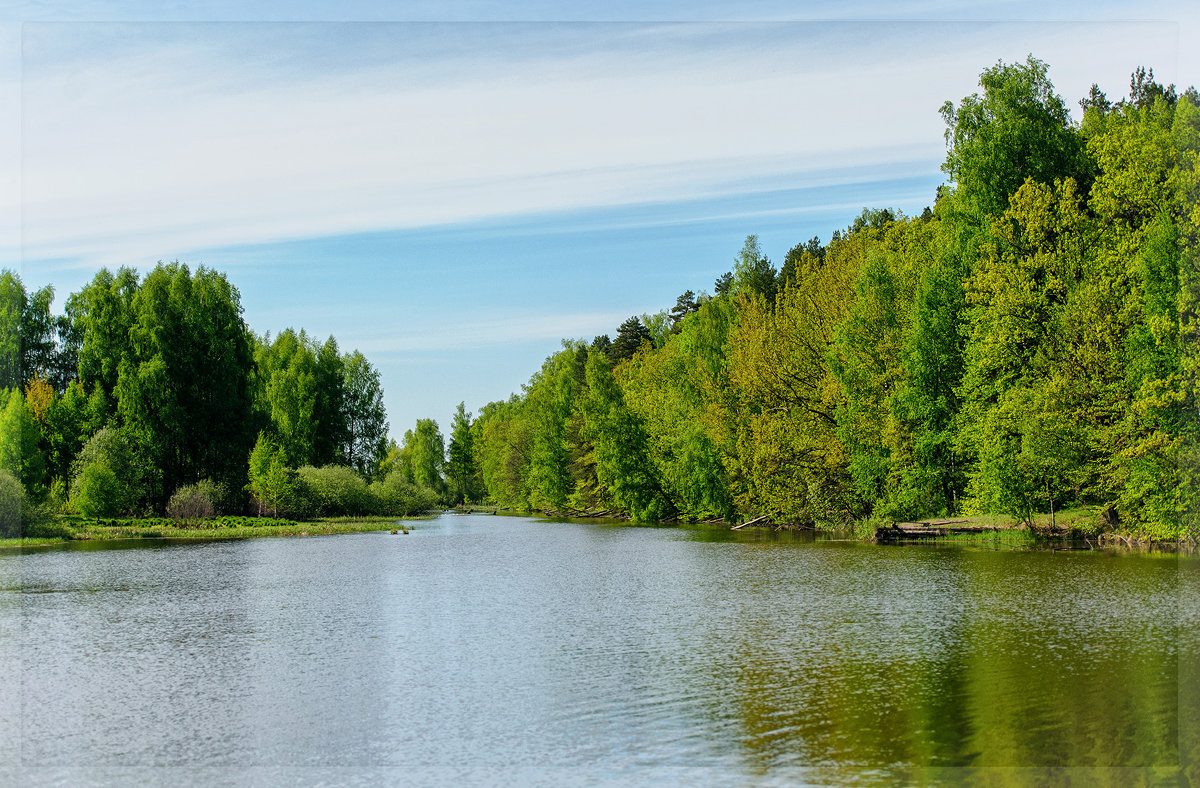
[[0, 514, 425, 549]]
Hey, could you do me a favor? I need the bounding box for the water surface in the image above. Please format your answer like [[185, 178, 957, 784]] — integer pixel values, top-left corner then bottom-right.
[[1, 514, 1196, 785]]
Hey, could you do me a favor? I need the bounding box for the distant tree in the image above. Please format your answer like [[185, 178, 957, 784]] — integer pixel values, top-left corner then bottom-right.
[[0, 468, 23, 537], [591, 334, 611, 356], [342, 351, 388, 477], [256, 329, 319, 467], [641, 311, 671, 348], [1079, 83, 1111, 116], [849, 208, 896, 234], [732, 234, 777, 301], [70, 425, 146, 515], [940, 55, 1087, 218], [311, 336, 348, 467], [608, 316, 652, 364], [446, 402, 478, 504], [402, 418, 445, 495], [669, 290, 698, 328], [67, 266, 139, 404], [714, 271, 733, 296], [113, 263, 257, 507], [247, 432, 292, 518], [1126, 66, 1176, 109], [780, 236, 825, 289]]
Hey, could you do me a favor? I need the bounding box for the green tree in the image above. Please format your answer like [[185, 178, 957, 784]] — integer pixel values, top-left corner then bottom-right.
[[255, 329, 319, 466], [732, 234, 777, 302], [342, 350, 388, 477], [940, 55, 1088, 220], [115, 263, 257, 507], [401, 418, 445, 496], [73, 462, 122, 518], [446, 402, 478, 504], [0, 390, 47, 499], [247, 432, 293, 518], [67, 266, 139, 405], [70, 425, 147, 515], [312, 336, 348, 467], [581, 349, 668, 521], [607, 317, 652, 365]]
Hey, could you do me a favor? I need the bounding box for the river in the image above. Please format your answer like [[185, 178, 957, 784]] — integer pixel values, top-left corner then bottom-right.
[[1, 513, 1196, 785]]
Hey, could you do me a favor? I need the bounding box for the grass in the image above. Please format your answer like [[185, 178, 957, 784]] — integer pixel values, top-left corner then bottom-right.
[[0, 513, 423, 549]]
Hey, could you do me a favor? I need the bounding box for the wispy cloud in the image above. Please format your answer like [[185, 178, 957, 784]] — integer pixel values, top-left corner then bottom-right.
[[340, 311, 630, 355], [10, 19, 1180, 276]]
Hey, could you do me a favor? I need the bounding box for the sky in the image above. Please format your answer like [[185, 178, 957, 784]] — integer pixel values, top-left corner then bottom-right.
[[2, 1, 1197, 441]]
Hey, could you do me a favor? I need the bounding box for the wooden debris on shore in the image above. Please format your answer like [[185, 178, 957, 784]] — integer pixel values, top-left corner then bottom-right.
[[874, 518, 1006, 542], [731, 515, 770, 531]]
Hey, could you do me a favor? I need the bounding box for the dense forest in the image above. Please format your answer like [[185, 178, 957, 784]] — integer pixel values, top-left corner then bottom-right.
[[0, 261, 448, 536], [455, 58, 1199, 540], [3, 57, 1195, 542]]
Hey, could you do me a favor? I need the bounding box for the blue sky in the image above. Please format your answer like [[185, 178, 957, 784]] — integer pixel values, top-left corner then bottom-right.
[[2, 2, 1195, 440]]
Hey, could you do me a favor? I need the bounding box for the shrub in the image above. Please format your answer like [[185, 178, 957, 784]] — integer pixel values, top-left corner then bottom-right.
[[74, 462, 123, 518], [370, 471, 439, 516], [71, 427, 145, 514], [167, 479, 224, 521], [295, 465, 373, 517], [0, 468, 23, 538]]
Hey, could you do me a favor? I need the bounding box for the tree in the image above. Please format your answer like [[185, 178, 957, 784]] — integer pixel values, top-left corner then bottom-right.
[[401, 418, 445, 496], [940, 55, 1088, 219], [0, 390, 47, 499], [342, 350, 388, 477], [68, 267, 139, 405], [446, 402, 479, 504], [581, 349, 668, 521], [247, 432, 292, 518], [669, 290, 698, 328], [70, 425, 146, 515], [73, 462, 122, 518], [607, 317, 652, 364], [732, 234, 777, 302], [114, 263, 257, 507], [312, 336, 348, 467]]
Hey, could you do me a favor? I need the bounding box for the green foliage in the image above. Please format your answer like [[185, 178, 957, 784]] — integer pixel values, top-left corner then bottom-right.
[[166, 479, 224, 521], [0, 468, 23, 537], [294, 465, 373, 517], [940, 55, 1088, 220], [581, 350, 668, 522], [74, 462, 123, 518], [608, 317, 652, 364], [342, 350, 389, 477], [370, 471, 439, 516], [70, 426, 146, 515], [446, 402, 479, 504], [399, 418, 446, 497], [247, 432, 294, 518], [732, 234, 777, 302], [112, 263, 258, 507]]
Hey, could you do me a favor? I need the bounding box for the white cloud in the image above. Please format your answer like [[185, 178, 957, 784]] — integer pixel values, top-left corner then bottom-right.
[[1, 13, 1188, 282], [341, 311, 630, 354], [7, 19, 1177, 276]]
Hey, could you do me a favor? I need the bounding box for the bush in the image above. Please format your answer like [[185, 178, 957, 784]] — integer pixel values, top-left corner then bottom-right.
[[71, 427, 146, 514], [0, 468, 23, 538], [295, 465, 373, 517], [74, 462, 123, 518], [167, 479, 224, 521], [370, 471, 439, 516]]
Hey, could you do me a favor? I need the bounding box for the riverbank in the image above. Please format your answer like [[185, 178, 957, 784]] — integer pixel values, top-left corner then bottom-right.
[[0, 514, 424, 550]]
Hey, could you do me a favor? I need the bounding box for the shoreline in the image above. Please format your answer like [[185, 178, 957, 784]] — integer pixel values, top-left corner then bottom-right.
[[0, 515, 428, 551]]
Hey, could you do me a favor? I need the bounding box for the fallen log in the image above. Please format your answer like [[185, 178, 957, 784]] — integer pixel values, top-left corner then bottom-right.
[[732, 515, 770, 530]]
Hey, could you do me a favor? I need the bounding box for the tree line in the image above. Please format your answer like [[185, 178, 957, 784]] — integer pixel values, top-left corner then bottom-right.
[[0, 261, 442, 533], [451, 59, 1198, 540]]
